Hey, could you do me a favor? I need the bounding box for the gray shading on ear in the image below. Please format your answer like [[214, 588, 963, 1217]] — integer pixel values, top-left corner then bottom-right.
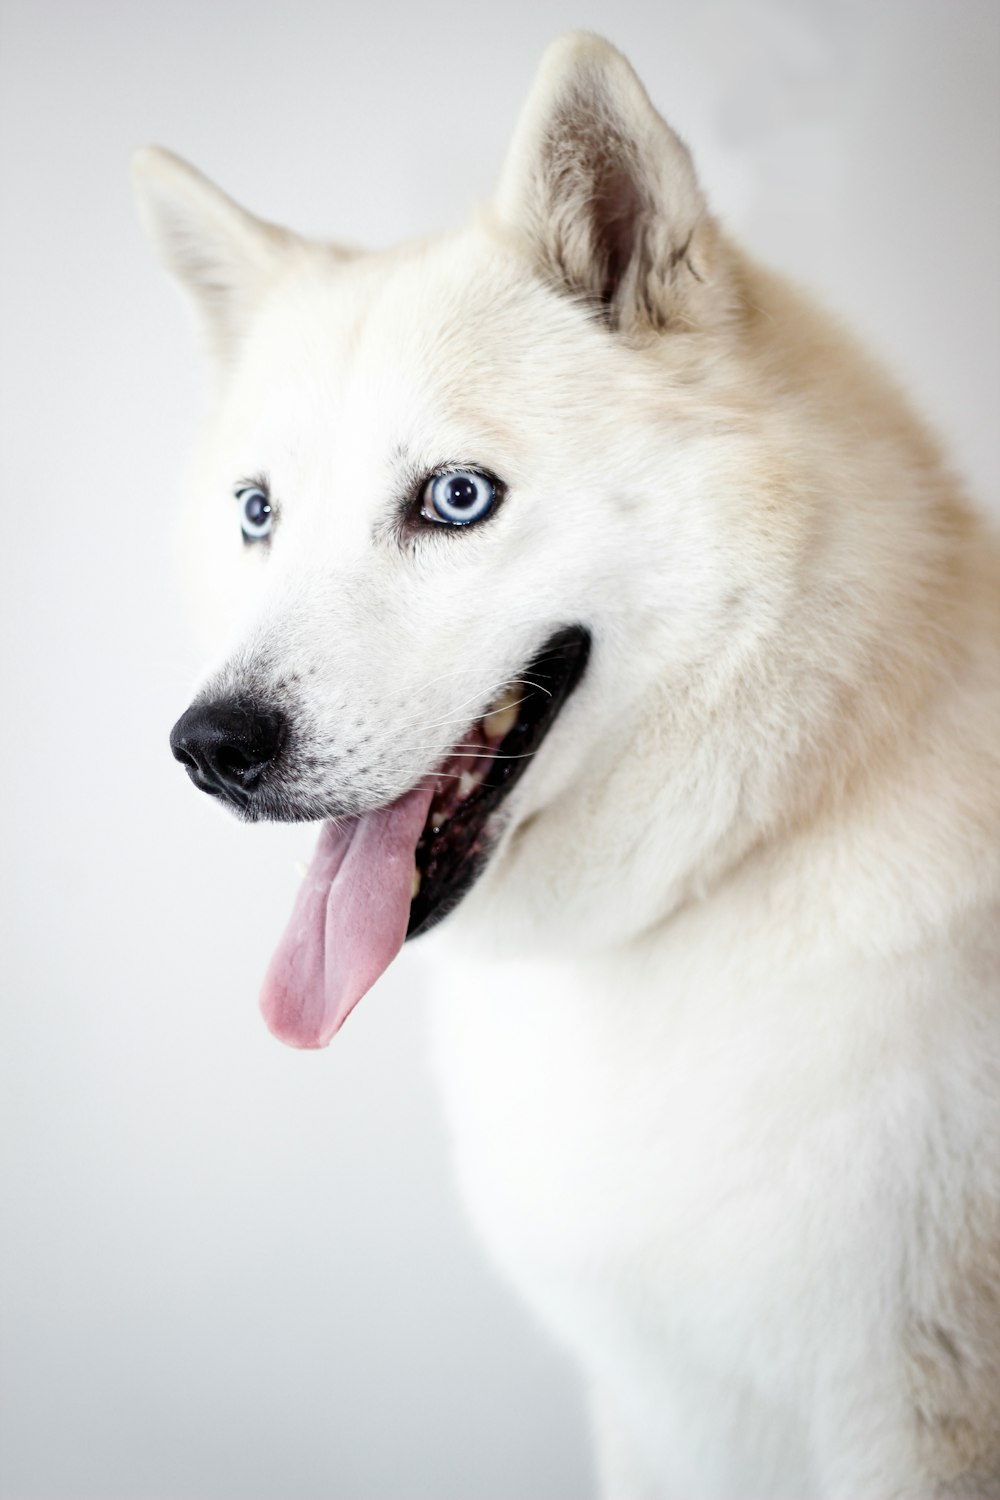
[[130, 146, 298, 363], [494, 33, 722, 333]]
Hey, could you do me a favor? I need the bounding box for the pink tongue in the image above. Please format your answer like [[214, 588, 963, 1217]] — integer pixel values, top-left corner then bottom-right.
[[259, 783, 435, 1049]]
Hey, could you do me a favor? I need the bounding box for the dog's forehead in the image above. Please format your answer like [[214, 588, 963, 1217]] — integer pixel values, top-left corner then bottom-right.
[[237, 232, 593, 448]]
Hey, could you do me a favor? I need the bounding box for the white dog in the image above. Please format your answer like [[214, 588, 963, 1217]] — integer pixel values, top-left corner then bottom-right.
[[133, 33, 1000, 1498]]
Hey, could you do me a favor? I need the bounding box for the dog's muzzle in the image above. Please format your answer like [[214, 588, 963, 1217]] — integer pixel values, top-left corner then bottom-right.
[[170, 697, 287, 808]]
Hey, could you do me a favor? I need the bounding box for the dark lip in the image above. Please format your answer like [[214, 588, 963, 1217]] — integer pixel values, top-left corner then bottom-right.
[[406, 625, 592, 939]]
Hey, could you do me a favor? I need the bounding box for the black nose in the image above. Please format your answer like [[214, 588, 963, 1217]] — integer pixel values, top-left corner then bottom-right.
[[169, 698, 288, 805]]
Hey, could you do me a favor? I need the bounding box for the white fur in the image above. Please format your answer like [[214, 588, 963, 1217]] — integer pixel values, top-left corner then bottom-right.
[[134, 34, 1000, 1498]]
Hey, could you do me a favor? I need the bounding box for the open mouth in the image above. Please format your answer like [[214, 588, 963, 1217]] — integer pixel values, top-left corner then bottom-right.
[[409, 626, 591, 937], [258, 625, 590, 1048]]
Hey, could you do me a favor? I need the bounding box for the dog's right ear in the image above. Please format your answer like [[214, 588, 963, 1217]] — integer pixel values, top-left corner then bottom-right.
[[131, 147, 295, 364], [494, 34, 723, 335]]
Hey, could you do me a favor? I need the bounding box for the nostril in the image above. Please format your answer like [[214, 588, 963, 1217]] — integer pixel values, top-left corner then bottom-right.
[[216, 740, 268, 783]]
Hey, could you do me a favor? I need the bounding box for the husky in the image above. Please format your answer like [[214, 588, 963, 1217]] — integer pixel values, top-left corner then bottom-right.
[[133, 32, 1000, 1498]]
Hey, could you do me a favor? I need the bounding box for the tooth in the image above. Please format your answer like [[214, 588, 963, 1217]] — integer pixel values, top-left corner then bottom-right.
[[458, 771, 478, 799], [411, 869, 421, 900], [483, 688, 520, 742], [484, 702, 517, 740]]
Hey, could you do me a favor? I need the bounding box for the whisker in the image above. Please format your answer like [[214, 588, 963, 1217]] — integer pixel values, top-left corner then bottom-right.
[[430, 748, 539, 762], [406, 691, 539, 738], [392, 681, 552, 741]]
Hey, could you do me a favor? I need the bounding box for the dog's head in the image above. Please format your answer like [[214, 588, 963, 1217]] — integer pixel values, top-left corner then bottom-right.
[[135, 34, 766, 1044]]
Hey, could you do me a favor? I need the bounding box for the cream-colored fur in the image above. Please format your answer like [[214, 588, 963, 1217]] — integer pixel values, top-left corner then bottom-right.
[[133, 33, 1000, 1498]]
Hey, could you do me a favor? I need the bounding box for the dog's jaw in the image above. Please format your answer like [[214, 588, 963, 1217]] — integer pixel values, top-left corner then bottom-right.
[[257, 627, 591, 1046]]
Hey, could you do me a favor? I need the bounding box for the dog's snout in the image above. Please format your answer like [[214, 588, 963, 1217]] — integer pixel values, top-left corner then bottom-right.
[[169, 698, 287, 805]]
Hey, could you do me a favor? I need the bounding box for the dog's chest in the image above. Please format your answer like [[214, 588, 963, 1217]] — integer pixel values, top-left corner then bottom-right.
[[426, 944, 896, 1492], [427, 945, 837, 1340]]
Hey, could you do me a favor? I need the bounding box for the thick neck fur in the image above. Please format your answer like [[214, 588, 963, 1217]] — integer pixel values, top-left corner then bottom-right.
[[452, 245, 1000, 962]]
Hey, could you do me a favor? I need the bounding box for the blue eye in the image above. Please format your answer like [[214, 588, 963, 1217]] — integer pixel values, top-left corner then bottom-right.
[[422, 470, 498, 527], [236, 484, 273, 542]]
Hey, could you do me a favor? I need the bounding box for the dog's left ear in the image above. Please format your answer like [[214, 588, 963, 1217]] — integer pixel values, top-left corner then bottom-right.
[[495, 34, 723, 333]]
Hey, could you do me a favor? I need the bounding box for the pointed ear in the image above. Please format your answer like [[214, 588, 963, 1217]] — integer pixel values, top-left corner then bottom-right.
[[131, 146, 296, 362], [494, 34, 721, 334]]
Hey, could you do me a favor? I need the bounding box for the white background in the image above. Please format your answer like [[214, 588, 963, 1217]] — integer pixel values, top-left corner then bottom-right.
[[1, 2, 997, 1497]]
